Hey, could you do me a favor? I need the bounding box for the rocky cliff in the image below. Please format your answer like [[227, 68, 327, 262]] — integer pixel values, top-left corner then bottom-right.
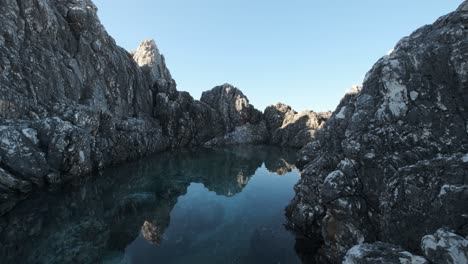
[[0, 0, 326, 214], [287, 2, 468, 263]]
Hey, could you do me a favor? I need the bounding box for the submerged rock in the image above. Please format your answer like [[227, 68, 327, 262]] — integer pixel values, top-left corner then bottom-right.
[[287, 2, 468, 263]]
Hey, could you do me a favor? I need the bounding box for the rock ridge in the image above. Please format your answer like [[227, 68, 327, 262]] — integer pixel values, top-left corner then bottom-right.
[[287, 2, 468, 263]]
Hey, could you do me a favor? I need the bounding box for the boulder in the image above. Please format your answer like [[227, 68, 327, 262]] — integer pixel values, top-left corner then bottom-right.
[[343, 242, 428, 264], [421, 229, 468, 264]]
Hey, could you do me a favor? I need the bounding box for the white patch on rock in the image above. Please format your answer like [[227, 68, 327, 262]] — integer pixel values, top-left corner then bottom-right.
[[79, 151, 85, 163], [324, 170, 343, 188], [438, 184, 467, 198], [343, 245, 363, 263], [336, 198, 349, 209], [1, 138, 12, 147], [436, 91, 448, 111], [410, 91, 419, 101], [399, 252, 429, 264], [462, 154, 468, 163], [346, 85, 361, 95], [376, 60, 408, 119], [336, 106, 347, 119], [384, 78, 408, 117], [21, 128, 39, 145]]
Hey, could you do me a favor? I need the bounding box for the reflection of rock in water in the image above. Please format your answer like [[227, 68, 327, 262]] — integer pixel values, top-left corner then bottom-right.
[[215, 145, 298, 176], [265, 158, 296, 176], [0, 147, 297, 264], [293, 236, 326, 264], [263, 147, 297, 175]]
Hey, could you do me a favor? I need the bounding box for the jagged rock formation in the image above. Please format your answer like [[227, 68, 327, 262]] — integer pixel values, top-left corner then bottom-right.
[[264, 103, 331, 148], [0, 0, 327, 214], [201, 84, 263, 132], [287, 2, 468, 263], [201, 84, 268, 146], [343, 242, 428, 264]]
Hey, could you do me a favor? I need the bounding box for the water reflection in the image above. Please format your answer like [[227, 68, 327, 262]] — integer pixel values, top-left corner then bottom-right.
[[0, 146, 302, 264]]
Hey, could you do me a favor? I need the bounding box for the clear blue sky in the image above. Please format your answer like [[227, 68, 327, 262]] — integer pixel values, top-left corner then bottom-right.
[[93, 0, 462, 112]]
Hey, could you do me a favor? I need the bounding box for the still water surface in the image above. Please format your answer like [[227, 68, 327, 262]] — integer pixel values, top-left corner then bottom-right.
[[0, 147, 302, 264]]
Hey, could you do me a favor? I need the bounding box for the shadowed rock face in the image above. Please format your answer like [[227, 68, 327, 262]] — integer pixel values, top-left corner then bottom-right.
[[287, 2, 468, 263]]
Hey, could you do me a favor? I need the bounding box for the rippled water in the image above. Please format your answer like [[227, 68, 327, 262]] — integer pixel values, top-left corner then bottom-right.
[[0, 147, 304, 264]]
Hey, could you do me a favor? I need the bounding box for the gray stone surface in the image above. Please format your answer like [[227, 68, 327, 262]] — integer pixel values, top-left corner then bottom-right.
[[343, 242, 428, 264], [200, 83, 263, 133], [264, 103, 330, 148], [287, 2, 468, 263]]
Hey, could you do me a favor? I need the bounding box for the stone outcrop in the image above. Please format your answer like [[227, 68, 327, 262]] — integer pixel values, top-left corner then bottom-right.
[[200, 84, 263, 133], [0, 0, 327, 214], [342, 229, 468, 264], [200, 84, 268, 146], [421, 229, 468, 264], [287, 2, 468, 263], [133, 39, 172, 84], [343, 242, 428, 264], [264, 103, 331, 148]]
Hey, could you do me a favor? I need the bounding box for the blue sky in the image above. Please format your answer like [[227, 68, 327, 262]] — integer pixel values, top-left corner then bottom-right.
[[93, 0, 462, 112]]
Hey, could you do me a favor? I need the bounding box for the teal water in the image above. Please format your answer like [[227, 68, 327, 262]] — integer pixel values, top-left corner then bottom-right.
[[0, 147, 303, 264]]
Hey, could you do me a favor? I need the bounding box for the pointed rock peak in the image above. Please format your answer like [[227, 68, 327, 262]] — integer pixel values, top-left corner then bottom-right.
[[269, 102, 293, 112], [345, 85, 361, 95], [133, 39, 172, 83], [219, 83, 237, 94], [457, 0, 468, 11]]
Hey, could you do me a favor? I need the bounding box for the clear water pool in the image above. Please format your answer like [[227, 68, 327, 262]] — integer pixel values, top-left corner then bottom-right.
[[0, 147, 304, 264]]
